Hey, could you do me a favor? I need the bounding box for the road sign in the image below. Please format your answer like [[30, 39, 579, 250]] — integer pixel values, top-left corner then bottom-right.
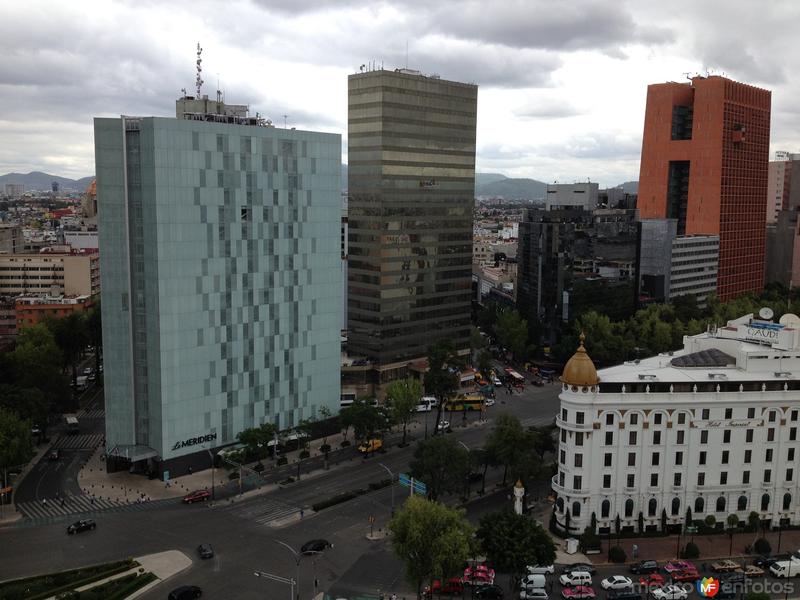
[[686, 525, 698, 534], [398, 473, 427, 495]]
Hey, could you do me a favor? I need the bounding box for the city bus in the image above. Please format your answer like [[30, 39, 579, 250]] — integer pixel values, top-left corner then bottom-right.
[[443, 393, 486, 412], [504, 368, 526, 388]]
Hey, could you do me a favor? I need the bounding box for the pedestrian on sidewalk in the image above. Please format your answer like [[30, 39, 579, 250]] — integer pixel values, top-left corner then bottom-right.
[[42, 498, 47, 508]]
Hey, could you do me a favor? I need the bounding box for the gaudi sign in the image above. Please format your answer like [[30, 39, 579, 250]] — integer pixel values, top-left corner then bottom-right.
[[171, 433, 217, 451], [746, 327, 780, 342]]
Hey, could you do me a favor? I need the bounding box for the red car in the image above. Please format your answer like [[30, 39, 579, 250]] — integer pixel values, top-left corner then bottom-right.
[[424, 578, 464, 597], [639, 574, 666, 588], [463, 565, 496, 585], [664, 561, 693, 574], [562, 585, 596, 600], [671, 569, 700, 583], [183, 489, 211, 503]]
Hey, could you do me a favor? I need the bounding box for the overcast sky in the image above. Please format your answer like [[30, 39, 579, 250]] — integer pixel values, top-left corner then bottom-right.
[[1, 0, 797, 187]]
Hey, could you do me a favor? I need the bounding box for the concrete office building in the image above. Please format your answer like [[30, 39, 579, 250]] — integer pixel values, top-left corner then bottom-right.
[[95, 96, 342, 475], [638, 76, 771, 301], [0, 250, 99, 297], [0, 224, 22, 254], [347, 68, 477, 377], [554, 313, 800, 535], [766, 152, 799, 224], [638, 219, 719, 306], [545, 182, 599, 211]]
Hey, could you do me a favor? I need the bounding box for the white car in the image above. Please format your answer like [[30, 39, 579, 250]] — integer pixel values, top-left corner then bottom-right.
[[437, 420, 450, 431], [520, 589, 549, 600], [83, 367, 93, 376], [492, 377, 502, 386], [650, 585, 689, 600], [559, 572, 592, 587], [527, 565, 555, 575], [601, 576, 633, 590], [485, 398, 496, 407]]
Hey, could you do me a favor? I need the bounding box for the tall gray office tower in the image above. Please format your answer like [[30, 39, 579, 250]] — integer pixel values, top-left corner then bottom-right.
[[347, 68, 477, 378], [96, 94, 342, 476]]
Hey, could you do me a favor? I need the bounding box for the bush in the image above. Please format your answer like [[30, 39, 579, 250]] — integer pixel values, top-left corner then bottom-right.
[[252, 462, 265, 473], [279, 477, 295, 485], [340, 439, 351, 448], [608, 546, 627, 563], [228, 471, 239, 480], [299, 449, 310, 460], [276, 456, 288, 466], [312, 490, 359, 511], [320, 443, 331, 453], [753, 537, 771, 555], [682, 542, 700, 559], [368, 478, 391, 491]]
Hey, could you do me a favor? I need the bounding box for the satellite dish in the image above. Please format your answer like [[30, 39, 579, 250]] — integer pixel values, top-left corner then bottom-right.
[[780, 313, 800, 329], [759, 307, 774, 321]]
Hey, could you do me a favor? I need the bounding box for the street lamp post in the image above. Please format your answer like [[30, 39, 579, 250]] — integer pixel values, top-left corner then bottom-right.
[[378, 463, 395, 517], [276, 540, 301, 600], [254, 570, 295, 600], [205, 449, 215, 501], [458, 441, 470, 500]]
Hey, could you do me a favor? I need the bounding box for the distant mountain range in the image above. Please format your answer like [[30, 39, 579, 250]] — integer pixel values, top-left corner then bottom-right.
[[2, 168, 638, 199], [0, 171, 94, 192]]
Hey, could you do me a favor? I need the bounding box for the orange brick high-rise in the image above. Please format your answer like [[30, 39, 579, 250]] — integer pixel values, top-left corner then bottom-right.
[[637, 76, 771, 301]]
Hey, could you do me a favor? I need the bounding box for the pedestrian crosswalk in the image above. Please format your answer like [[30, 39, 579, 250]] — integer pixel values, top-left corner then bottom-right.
[[225, 496, 301, 527], [51, 433, 104, 450], [13, 496, 179, 527], [78, 408, 105, 419]]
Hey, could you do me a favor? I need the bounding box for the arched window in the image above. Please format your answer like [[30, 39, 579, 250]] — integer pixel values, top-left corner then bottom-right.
[[601, 499, 610, 518], [557, 498, 564, 513], [784, 493, 792, 511], [738, 496, 748, 511], [716, 496, 726, 513], [648, 499, 657, 517], [573, 501, 581, 518], [761, 494, 770, 511], [625, 499, 634, 517], [695, 497, 704, 513], [672, 497, 680, 516]]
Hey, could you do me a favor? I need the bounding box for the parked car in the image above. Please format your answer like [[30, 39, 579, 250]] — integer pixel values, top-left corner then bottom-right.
[[168, 585, 202, 600], [301, 539, 333, 554], [649, 585, 688, 600], [638, 574, 665, 588], [711, 559, 739, 573], [527, 565, 555, 575], [197, 543, 214, 559], [670, 569, 700, 583], [606, 590, 642, 600], [83, 367, 93, 376], [183, 489, 211, 503], [735, 565, 765, 578], [67, 519, 96, 534], [753, 554, 786, 568], [521, 575, 546, 590], [520, 589, 549, 600], [629, 560, 659, 575], [464, 565, 496, 585], [663, 561, 693, 574], [561, 563, 596, 575], [437, 420, 450, 431], [424, 578, 464, 597], [601, 576, 633, 590], [559, 572, 592, 587], [561, 586, 595, 600], [485, 398, 496, 407], [475, 584, 504, 599]]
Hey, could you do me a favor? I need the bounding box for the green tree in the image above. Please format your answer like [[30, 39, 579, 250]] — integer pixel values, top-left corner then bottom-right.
[[389, 495, 475, 597], [529, 424, 557, 461], [409, 436, 469, 501], [485, 413, 526, 485], [704, 514, 716, 529], [236, 422, 277, 458], [340, 398, 385, 442], [0, 385, 49, 432], [476, 350, 492, 377], [423, 341, 460, 436], [495, 309, 529, 360], [685, 507, 692, 527], [386, 377, 423, 447], [0, 407, 34, 471], [478, 509, 556, 589], [46, 312, 89, 387], [7, 324, 70, 413]]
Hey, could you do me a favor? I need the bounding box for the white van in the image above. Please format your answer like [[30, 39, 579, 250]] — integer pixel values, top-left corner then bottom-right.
[[521, 574, 547, 589], [770, 560, 800, 578], [415, 397, 437, 412]]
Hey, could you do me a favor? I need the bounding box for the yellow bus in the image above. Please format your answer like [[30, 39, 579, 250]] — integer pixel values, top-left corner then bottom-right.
[[443, 393, 485, 412]]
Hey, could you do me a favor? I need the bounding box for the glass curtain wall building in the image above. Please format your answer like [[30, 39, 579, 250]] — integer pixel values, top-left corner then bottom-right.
[[95, 114, 341, 475], [347, 69, 477, 375]]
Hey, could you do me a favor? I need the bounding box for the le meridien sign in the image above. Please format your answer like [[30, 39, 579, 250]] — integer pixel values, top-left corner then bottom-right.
[[172, 433, 217, 451]]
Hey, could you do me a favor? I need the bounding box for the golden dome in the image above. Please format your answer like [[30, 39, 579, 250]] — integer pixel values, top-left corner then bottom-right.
[[560, 333, 599, 386], [86, 180, 96, 197]]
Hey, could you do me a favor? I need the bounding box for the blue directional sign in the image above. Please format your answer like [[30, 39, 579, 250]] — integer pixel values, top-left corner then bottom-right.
[[399, 472, 427, 495]]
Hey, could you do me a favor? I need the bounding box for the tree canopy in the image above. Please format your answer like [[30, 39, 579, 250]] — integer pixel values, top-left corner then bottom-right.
[[409, 436, 470, 501], [386, 377, 423, 446], [389, 495, 475, 596], [0, 406, 34, 470]]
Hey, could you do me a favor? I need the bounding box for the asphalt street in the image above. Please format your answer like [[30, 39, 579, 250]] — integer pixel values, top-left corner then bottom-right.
[[0, 380, 562, 599]]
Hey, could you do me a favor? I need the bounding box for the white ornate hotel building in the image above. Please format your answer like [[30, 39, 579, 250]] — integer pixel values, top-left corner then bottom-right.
[[554, 313, 800, 535]]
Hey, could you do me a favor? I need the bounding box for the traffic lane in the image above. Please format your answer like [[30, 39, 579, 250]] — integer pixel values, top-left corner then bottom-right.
[[12, 450, 81, 504]]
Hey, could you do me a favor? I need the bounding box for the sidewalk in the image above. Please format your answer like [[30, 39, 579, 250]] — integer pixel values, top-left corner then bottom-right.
[[588, 528, 800, 564], [0, 441, 54, 526]]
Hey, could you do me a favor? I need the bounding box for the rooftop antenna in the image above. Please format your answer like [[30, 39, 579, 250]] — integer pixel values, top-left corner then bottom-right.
[[195, 43, 204, 97], [283, 114, 289, 128], [216, 73, 222, 102], [683, 72, 692, 81], [406, 40, 408, 68]]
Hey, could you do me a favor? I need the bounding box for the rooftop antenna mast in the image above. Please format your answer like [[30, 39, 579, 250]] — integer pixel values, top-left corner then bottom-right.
[[195, 42, 204, 98]]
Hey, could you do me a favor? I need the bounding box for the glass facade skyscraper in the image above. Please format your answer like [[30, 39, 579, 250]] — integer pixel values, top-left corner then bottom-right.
[[95, 115, 341, 474], [347, 69, 477, 370]]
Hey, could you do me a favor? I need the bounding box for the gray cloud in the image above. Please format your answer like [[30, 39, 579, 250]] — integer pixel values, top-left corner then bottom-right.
[[515, 99, 583, 119]]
